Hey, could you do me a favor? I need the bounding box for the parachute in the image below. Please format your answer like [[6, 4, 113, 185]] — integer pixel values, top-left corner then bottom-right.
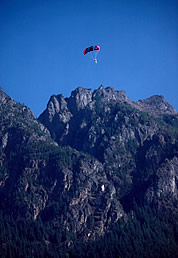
[[83, 45, 100, 63]]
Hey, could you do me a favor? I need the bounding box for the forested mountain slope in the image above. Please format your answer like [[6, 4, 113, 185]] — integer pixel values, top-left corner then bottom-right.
[[0, 86, 177, 257]]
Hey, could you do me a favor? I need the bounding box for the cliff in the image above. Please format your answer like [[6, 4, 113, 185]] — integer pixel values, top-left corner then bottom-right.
[[0, 86, 177, 257]]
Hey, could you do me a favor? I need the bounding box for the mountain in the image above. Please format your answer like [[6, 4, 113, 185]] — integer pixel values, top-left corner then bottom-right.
[[0, 86, 177, 257]]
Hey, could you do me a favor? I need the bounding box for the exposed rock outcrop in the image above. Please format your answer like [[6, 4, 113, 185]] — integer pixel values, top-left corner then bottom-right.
[[136, 95, 177, 116], [145, 156, 178, 213], [0, 86, 177, 252]]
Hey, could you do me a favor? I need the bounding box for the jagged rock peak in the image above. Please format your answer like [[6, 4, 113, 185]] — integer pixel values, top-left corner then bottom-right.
[[0, 87, 13, 105], [47, 94, 68, 114], [68, 87, 92, 112], [137, 95, 177, 116], [39, 85, 177, 121], [70, 86, 92, 96], [43, 86, 133, 115], [93, 85, 132, 103], [0, 87, 38, 120], [69, 85, 133, 107]]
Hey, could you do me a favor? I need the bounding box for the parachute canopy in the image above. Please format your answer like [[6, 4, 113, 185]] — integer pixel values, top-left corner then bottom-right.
[[83, 46, 100, 55]]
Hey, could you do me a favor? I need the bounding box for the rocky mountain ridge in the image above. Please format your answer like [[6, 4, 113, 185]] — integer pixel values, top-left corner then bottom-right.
[[39, 85, 177, 156], [39, 85, 176, 119], [38, 86, 178, 220], [0, 86, 177, 256]]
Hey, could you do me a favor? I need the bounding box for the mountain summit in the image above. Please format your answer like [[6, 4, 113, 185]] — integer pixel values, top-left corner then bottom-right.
[[39, 86, 177, 149], [0, 86, 177, 257]]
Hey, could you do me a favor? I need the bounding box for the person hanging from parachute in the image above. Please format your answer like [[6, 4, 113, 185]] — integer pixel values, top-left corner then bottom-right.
[[83, 45, 100, 63]]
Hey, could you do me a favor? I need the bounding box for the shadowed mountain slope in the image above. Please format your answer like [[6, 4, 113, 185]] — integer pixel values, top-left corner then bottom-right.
[[0, 86, 177, 257]]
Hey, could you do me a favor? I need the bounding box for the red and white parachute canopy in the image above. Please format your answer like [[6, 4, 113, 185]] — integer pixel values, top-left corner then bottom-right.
[[83, 45, 100, 55]]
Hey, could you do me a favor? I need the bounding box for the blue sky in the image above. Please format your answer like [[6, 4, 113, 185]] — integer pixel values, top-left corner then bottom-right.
[[0, 0, 177, 117]]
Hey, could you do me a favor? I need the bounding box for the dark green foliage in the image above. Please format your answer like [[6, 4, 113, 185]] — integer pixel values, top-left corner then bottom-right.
[[0, 89, 178, 257], [0, 212, 63, 257], [125, 139, 138, 154], [162, 114, 178, 129], [69, 206, 178, 258], [0, 210, 79, 258], [0, 206, 177, 258]]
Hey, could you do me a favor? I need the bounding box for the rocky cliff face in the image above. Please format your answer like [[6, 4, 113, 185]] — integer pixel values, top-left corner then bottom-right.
[[145, 156, 178, 213], [39, 86, 177, 146], [0, 86, 177, 253], [0, 87, 125, 244], [136, 95, 177, 116], [39, 86, 178, 214]]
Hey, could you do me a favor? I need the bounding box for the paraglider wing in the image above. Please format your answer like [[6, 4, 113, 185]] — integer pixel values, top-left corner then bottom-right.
[[83, 45, 100, 55], [83, 45, 100, 63], [83, 47, 88, 55], [83, 46, 92, 55], [94, 46, 100, 51]]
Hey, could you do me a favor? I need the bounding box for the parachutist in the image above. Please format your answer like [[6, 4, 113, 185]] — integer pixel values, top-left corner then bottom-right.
[[83, 45, 100, 63]]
